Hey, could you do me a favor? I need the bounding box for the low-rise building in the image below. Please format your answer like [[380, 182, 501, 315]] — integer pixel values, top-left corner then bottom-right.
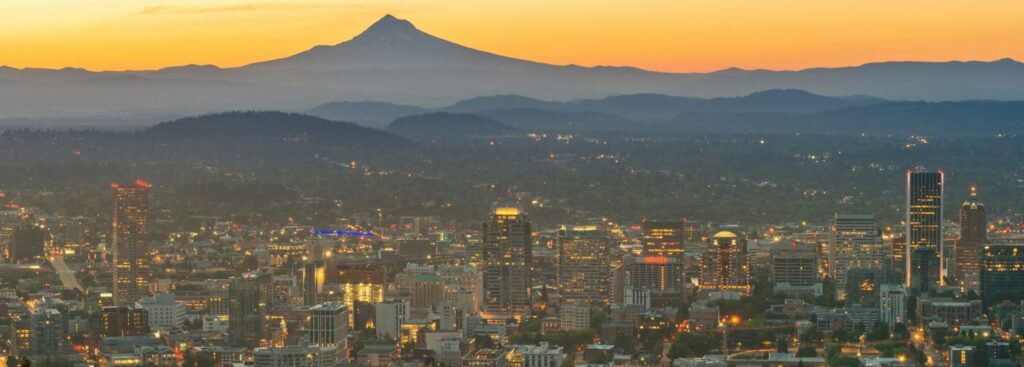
[[507, 342, 564, 367], [253, 346, 338, 367], [135, 293, 187, 329]]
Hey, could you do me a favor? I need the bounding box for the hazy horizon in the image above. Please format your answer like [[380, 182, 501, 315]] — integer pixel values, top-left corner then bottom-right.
[[4, 1, 1024, 73]]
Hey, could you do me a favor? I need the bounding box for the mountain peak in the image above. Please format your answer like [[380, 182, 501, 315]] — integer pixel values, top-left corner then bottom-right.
[[358, 14, 419, 38]]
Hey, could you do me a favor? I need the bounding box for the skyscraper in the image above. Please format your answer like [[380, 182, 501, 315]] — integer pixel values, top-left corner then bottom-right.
[[905, 170, 943, 290], [308, 302, 349, 361], [481, 203, 531, 314], [9, 224, 45, 262], [622, 255, 685, 307], [878, 284, 907, 330], [302, 260, 326, 306], [412, 273, 443, 309], [112, 179, 151, 306], [557, 225, 611, 304], [956, 187, 987, 292], [769, 242, 820, 296], [374, 300, 408, 340], [99, 305, 150, 337], [335, 265, 385, 328], [830, 214, 883, 300], [700, 231, 751, 295], [641, 219, 685, 259], [30, 308, 64, 355], [228, 271, 267, 348], [980, 244, 1024, 307]]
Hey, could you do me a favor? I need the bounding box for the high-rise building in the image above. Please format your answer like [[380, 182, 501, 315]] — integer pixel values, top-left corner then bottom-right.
[[890, 234, 906, 273], [30, 308, 64, 355], [9, 224, 45, 262], [308, 302, 349, 361], [915, 297, 982, 327], [844, 268, 902, 308], [112, 179, 151, 306], [622, 285, 651, 309], [956, 187, 987, 292], [641, 219, 685, 259], [335, 265, 385, 327], [770, 242, 821, 296], [557, 225, 611, 304], [437, 302, 464, 331], [830, 214, 883, 300], [98, 305, 150, 337], [908, 247, 940, 293], [436, 338, 464, 367], [879, 284, 907, 329], [396, 237, 435, 262], [228, 272, 267, 348], [302, 261, 326, 306], [206, 279, 231, 316], [481, 204, 531, 314], [351, 301, 375, 331], [622, 255, 685, 307], [412, 273, 443, 309], [558, 300, 590, 331], [699, 231, 751, 295], [905, 170, 944, 290], [374, 300, 408, 340], [980, 244, 1024, 307]]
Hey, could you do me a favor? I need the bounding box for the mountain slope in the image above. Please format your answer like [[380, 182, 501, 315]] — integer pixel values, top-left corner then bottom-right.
[[677, 59, 1024, 100], [671, 100, 1024, 135], [144, 111, 407, 145], [443, 95, 565, 113], [669, 89, 884, 115], [386, 112, 517, 140], [306, 101, 428, 128], [476, 108, 644, 131]]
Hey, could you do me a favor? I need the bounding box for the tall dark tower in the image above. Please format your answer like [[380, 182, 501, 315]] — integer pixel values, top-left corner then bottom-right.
[[481, 203, 531, 315], [956, 186, 987, 292], [905, 170, 943, 291], [641, 219, 685, 259], [228, 271, 267, 348], [302, 260, 326, 306], [112, 179, 151, 306]]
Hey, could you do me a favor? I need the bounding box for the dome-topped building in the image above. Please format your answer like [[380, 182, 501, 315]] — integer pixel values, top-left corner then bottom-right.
[[700, 230, 751, 296]]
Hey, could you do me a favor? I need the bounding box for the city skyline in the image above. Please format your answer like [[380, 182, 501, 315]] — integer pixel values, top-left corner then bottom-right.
[[3, 3, 1024, 366]]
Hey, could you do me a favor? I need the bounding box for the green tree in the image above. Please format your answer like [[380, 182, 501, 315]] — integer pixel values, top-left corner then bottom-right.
[[668, 333, 717, 359], [891, 323, 909, 340], [613, 333, 636, 355], [560, 354, 575, 367], [474, 335, 496, 349], [590, 308, 607, 330], [865, 322, 890, 342], [829, 355, 861, 367], [824, 343, 841, 361], [182, 350, 216, 367], [796, 346, 818, 357]]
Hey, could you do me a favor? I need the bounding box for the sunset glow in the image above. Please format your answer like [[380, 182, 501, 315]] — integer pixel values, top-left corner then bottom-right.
[[2, 0, 1021, 72]]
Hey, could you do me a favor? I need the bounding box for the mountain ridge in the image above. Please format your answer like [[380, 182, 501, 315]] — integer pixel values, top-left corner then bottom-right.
[[2, 15, 1024, 124]]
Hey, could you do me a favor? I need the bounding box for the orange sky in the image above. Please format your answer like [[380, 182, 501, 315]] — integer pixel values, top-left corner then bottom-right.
[[1, 0, 1021, 73]]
